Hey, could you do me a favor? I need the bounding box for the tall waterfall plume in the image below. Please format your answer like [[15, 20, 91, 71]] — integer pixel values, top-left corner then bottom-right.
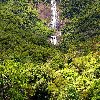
[[50, 0, 58, 29], [50, 0, 61, 45]]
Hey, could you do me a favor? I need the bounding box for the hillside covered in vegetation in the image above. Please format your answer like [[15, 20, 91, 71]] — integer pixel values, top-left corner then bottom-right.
[[0, 0, 100, 100]]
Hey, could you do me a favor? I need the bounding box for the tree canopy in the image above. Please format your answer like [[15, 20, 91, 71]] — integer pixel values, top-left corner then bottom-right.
[[0, 0, 100, 100]]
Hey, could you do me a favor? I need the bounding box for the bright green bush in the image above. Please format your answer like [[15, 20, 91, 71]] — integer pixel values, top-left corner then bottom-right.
[[0, 51, 100, 99]]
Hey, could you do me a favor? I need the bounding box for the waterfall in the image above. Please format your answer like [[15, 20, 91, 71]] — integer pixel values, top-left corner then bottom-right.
[[51, 0, 57, 29], [50, 0, 58, 45]]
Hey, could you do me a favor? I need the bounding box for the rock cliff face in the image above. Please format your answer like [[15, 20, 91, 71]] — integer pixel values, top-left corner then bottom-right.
[[37, 3, 51, 22], [36, 2, 67, 29]]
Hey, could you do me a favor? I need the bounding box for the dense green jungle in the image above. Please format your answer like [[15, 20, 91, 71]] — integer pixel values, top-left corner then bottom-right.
[[0, 0, 100, 100]]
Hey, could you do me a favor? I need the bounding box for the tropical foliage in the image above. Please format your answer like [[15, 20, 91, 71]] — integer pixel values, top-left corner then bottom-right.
[[0, 0, 100, 100]]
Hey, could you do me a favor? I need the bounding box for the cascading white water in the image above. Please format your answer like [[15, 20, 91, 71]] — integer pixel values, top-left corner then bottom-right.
[[51, 0, 57, 29], [50, 0, 58, 45]]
